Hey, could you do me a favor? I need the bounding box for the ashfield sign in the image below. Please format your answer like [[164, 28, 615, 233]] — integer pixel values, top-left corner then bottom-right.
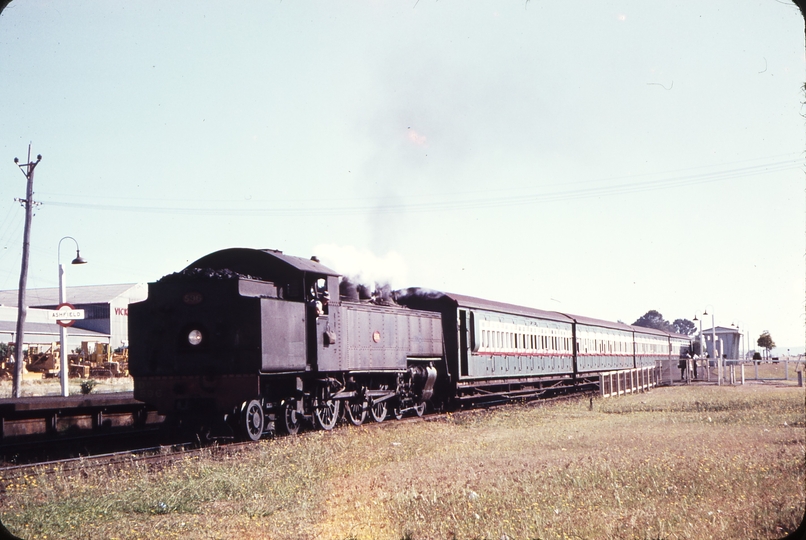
[[49, 303, 85, 328]]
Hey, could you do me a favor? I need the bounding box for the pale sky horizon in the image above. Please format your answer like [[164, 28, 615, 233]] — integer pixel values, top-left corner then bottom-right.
[[1, 1, 804, 348]]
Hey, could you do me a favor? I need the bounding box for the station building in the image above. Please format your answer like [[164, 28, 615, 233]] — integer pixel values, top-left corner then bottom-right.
[[0, 284, 146, 351], [699, 326, 742, 360]]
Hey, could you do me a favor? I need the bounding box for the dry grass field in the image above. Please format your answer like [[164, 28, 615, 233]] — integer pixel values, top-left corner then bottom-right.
[[0, 377, 134, 398], [1, 383, 803, 540]]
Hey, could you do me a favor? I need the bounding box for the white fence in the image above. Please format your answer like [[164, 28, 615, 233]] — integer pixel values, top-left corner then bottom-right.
[[600, 366, 661, 398]]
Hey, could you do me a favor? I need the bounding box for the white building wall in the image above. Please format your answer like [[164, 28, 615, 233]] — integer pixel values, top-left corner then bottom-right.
[[109, 283, 147, 348]]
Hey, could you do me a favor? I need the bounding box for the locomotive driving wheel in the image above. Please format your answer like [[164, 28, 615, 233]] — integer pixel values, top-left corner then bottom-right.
[[370, 384, 391, 422], [370, 399, 388, 423], [345, 400, 368, 426], [313, 386, 340, 431], [240, 399, 264, 442], [279, 401, 301, 435]]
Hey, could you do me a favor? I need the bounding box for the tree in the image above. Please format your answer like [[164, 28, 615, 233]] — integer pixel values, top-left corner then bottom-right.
[[632, 310, 672, 332], [757, 332, 776, 360], [671, 318, 696, 336]]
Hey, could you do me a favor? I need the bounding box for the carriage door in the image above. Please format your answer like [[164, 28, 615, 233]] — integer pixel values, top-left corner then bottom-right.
[[458, 309, 470, 377]]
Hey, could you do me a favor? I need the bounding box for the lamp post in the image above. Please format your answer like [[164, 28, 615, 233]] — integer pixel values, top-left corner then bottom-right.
[[731, 321, 745, 362], [703, 306, 719, 385], [731, 320, 746, 384], [693, 311, 708, 382], [58, 236, 87, 397]]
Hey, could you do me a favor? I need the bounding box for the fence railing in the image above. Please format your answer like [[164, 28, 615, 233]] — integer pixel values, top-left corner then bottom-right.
[[713, 360, 804, 386], [600, 366, 661, 398]]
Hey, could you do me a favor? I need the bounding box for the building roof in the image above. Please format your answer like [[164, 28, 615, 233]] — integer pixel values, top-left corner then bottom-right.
[[0, 320, 109, 342], [0, 283, 146, 308], [701, 326, 741, 335]]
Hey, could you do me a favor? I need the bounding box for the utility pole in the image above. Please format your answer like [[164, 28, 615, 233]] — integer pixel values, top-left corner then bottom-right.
[[11, 145, 41, 398]]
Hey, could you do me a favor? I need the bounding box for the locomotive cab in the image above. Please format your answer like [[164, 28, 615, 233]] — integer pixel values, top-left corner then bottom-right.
[[129, 249, 340, 432]]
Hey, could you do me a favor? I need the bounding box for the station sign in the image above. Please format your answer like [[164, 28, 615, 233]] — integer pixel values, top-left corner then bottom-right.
[[49, 302, 85, 328]]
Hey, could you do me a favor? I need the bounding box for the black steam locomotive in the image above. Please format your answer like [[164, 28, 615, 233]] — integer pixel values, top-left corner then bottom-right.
[[129, 248, 689, 440]]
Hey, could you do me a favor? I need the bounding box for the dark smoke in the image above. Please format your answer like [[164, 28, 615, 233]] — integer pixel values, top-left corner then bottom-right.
[[357, 283, 373, 300], [339, 278, 359, 301], [339, 277, 398, 305], [392, 287, 446, 302]]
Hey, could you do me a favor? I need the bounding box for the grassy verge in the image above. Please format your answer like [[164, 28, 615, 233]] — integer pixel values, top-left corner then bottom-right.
[[0, 377, 133, 398], [734, 361, 804, 382], [1, 384, 803, 539]]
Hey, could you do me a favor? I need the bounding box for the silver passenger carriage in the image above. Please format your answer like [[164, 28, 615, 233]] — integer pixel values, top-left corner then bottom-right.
[[565, 314, 636, 372], [395, 291, 598, 404]]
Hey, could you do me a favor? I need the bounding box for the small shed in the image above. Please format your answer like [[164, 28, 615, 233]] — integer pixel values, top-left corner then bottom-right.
[[699, 326, 741, 360]]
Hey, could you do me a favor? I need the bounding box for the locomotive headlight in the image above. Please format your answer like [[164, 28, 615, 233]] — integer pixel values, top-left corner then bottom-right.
[[188, 329, 203, 346]]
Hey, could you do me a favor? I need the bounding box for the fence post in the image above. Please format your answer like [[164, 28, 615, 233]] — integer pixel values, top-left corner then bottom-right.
[[798, 371, 803, 388], [755, 362, 758, 380], [741, 364, 745, 385], [785, 361, 789, 381]]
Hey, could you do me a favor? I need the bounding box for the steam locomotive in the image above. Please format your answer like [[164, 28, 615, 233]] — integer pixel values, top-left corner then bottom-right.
[[129, 248, 690, 441]]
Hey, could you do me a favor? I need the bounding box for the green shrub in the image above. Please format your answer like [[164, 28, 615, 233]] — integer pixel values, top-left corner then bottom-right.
[[80, 379, 98, 395]]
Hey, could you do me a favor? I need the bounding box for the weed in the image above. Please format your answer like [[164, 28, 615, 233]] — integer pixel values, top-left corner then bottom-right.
[[1, 385, 803, 540], [79, 379, 98, 395]]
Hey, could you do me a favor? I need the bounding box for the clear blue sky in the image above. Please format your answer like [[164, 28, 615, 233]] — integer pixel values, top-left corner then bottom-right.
[[1, 1, 804, 348]]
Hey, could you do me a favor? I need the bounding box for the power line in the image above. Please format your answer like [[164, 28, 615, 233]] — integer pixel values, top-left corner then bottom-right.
[[38, 155, 802, 217]]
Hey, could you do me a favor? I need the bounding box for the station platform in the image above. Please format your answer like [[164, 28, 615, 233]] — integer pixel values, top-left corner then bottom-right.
[[0, 391, 156, 440]]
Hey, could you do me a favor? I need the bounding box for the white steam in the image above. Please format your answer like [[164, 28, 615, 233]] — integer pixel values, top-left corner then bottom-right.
[[311, 244, 408, 288]]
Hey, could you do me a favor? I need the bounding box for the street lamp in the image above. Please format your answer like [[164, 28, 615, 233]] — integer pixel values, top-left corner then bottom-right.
[[731, 321, 745, 361], [693, 311, 708, 382], [703, 306, 720, 385], [58, 236, 87, 397]]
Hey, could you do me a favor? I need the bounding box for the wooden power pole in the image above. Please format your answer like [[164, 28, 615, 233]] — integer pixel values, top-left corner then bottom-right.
[[11, 145, 41, 398]]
